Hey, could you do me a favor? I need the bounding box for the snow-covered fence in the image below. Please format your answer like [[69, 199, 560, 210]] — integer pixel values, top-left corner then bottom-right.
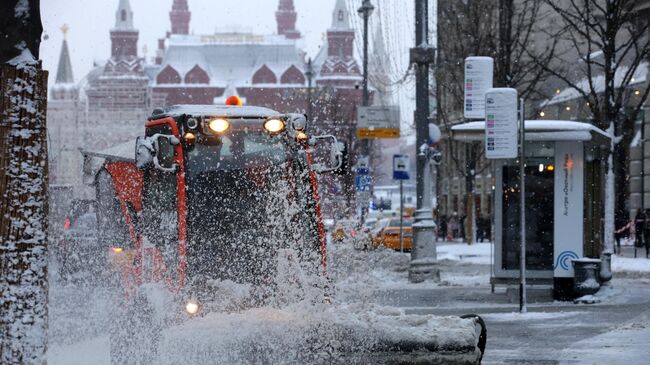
[[0, 61, 49, 364]]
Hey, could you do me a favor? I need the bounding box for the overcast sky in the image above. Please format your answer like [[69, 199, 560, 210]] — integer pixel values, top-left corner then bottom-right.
[[39, 0, 338, 86]]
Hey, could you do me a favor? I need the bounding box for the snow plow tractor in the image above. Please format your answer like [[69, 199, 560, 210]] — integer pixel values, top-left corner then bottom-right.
[[82, 103, 486, 365]]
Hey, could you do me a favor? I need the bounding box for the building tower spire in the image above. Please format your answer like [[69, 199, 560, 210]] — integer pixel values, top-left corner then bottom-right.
[[170, 0, 191, 35], [276, 0, 301, 39], [110, 0, 138, 59], [51, 24, 79, 101], [331, 0, 351, 29], [56, 24, 74, 85], [326, 0, 355, 59]]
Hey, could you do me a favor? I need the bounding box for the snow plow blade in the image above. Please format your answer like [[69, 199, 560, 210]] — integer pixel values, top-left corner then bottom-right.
[[157, 306, 486, 365]]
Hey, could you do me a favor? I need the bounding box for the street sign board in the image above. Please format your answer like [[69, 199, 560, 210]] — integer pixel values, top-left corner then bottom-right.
[[357, 106, 400, 138], [356, 155, 369, 175], [484, 88, 518, 159], [355, 175, 372, 191], [393, 154, 410, 180], [464, 57, 494, 119]]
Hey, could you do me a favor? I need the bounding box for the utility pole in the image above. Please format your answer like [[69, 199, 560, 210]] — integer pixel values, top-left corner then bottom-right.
[[409, 0, 439, 282], [357, 0, 374, 222], [305, 58, 314, 122]]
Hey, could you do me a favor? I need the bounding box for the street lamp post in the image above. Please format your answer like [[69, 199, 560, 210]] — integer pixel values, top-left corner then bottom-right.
[[358, 0, 373, 108], [408, 0, 439, 283], [357, 0, 374, 222]]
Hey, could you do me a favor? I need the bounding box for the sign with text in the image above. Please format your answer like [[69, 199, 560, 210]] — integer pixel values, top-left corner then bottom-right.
[[393, 154, 410, 180], [464, 57, 494, 119], [355, 175, 372, 191], [553, 142, 584, 278], [484, 88, 518, 159], [357, 106, 400, 138], [356, 155, 369, 175]]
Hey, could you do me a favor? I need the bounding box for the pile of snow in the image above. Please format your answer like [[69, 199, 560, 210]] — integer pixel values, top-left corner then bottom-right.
[[327, 241, 415, 296], [47, 240, 488, 364], [437, 243, 492, 265], [612, 255, 650, 274], [159, 302, 479, 364], [327, 240, 492, 295]]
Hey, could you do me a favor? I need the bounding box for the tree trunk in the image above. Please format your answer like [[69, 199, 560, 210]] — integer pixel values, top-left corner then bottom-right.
[[603, 122, 615, 254], [0, 61, 49, 364]]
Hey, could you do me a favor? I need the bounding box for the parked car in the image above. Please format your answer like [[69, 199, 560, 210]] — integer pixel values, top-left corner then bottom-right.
[[373, 218, 414, 251], [331, 219, 360, 243]]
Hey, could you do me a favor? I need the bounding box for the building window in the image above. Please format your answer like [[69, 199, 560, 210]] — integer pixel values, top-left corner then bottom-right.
[[252, 65, 277, 84], [121, 9, 127, 22], [338, 11, 344, 21], [185, 65, 209, 84], [280, 65, 305, 85], [156, 65, 181, 84]]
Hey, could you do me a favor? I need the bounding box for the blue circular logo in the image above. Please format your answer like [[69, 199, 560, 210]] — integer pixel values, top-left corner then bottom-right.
[[554, 251, 580, 270]]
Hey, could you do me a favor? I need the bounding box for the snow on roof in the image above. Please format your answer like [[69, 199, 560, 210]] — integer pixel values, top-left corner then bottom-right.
[[451, 120, 610, 142], [157, 39, 304, 87], [81, 139, 136, 162], [542, 61, 648, 107], [161, 104, 280, 118], [81, 139, 136, 184]]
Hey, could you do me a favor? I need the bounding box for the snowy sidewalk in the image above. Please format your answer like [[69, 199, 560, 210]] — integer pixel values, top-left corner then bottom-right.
[[558, 310, 650, 364]]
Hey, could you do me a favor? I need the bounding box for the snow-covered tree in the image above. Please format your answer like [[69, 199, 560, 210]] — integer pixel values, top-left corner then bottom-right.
[[436, 0, 559, 243], [538, 0, 650, 253], [0, 1, 49, 364]]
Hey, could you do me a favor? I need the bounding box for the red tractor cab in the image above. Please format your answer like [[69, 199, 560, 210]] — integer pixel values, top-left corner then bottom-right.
[[82, 105, 488, 365], [85, 104, 344, 296]]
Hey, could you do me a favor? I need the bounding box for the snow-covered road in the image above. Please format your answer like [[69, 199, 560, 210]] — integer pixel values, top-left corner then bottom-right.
[[47, 241, 487, 364], [47, 241, 650, 364]]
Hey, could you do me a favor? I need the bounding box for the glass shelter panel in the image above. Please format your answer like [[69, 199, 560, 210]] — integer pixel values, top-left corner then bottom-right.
[[501, 143, 555, 271]]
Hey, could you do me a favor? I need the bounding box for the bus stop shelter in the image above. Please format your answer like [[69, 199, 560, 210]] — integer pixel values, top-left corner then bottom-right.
[[451, 120, 610, 299]]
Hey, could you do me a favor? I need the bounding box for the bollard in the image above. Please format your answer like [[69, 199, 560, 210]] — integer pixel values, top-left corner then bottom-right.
[[409, 208, 440, 283], [599, 252, 613, 283]]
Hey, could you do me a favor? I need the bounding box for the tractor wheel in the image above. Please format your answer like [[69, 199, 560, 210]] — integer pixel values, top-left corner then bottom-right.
[[109, 293, 162, 365]]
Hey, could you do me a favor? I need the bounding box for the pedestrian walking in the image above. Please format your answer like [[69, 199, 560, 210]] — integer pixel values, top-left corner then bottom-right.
[[644, 210, 650, 258], [634, 210, 645, 257], [460, 215, 466, 241], [449, 213, 459, 240], [437, 215, 448, 242]]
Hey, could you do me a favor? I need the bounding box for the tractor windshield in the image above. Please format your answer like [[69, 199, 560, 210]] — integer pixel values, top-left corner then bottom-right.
[[184, 131, 287, 175], [183, 130, 318, 287]]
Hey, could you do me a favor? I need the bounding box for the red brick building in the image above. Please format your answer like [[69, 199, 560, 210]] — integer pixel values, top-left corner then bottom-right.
[[51, 0, 368, 209], [151, 0, 364, 126]]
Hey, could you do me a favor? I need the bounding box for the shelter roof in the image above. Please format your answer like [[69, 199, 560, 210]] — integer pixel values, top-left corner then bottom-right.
[[451, 120, 610, 143]]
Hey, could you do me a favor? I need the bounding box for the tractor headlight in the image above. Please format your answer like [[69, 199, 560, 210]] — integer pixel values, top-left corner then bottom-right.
[[263, 118, 285, 134], [296, 131, 308, 141], [185, 301, 199, 315], [208, 118, 230, 134]]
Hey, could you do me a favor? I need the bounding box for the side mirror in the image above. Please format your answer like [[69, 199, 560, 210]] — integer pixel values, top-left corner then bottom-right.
[[309, 134, 343, 173], [135, 134, 179, 172], [333, 142, 348, 175], [135, 136, 154, 170], [286, 113, 307, 132]]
